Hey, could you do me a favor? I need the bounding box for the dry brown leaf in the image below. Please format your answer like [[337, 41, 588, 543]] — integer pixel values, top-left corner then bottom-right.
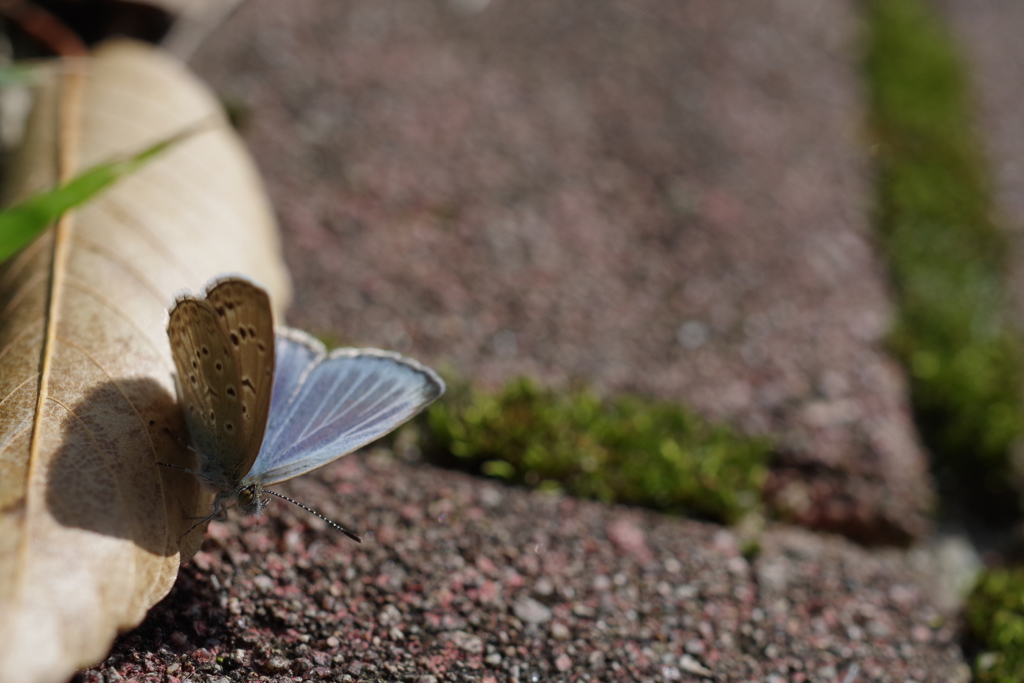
[[0, 40, 291, 683]]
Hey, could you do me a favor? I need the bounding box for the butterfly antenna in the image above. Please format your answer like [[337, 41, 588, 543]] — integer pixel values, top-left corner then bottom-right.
[[156, 460, 220, 486], [157, 460, 199, 475], [157, 428, 214, 483], [157, 461, 193, 473], [162, 427, 201, 455], [263, 489, 362, 543]]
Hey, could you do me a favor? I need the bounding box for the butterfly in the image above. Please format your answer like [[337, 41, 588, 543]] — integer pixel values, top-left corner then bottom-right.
[[165, 276, 445, 540]]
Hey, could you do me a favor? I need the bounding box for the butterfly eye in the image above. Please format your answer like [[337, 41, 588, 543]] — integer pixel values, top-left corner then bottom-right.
[[234, 484, 270, 518]]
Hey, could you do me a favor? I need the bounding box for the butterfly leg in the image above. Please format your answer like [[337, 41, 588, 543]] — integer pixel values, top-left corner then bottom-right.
[[180, 498, 224, 538]]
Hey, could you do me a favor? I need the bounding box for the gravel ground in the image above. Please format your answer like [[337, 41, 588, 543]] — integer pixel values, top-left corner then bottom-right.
[[76, 451, 967, 683], [187, 0, 933, 543]]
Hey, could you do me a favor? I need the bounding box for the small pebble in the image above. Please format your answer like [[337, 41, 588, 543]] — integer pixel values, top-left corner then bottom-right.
[[252, 575, 275, 593], [261, 656, 289, 674], [680, 654, 712, 676], [514, 597, 552, 624]]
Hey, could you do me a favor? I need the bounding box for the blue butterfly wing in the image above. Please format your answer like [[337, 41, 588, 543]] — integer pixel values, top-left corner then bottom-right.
[[247, 330, 445, 486], [269, 328, 326, 416]]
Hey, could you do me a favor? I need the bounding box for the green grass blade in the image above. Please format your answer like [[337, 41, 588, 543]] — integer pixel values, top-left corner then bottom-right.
[[0, 64, 39, 87], [0, 123, 207, 263]]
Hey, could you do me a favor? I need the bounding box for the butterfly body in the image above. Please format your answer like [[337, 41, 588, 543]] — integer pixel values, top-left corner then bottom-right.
[[166, 276, 444, 534]]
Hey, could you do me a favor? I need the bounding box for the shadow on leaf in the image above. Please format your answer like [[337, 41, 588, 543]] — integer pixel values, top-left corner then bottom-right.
[[46, 377, 208, 557]]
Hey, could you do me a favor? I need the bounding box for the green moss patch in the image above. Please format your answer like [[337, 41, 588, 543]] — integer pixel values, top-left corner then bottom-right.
[[424, 377, 771, 524], [865, 0, 1024, 514], [967, 568, 1024, 682]]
